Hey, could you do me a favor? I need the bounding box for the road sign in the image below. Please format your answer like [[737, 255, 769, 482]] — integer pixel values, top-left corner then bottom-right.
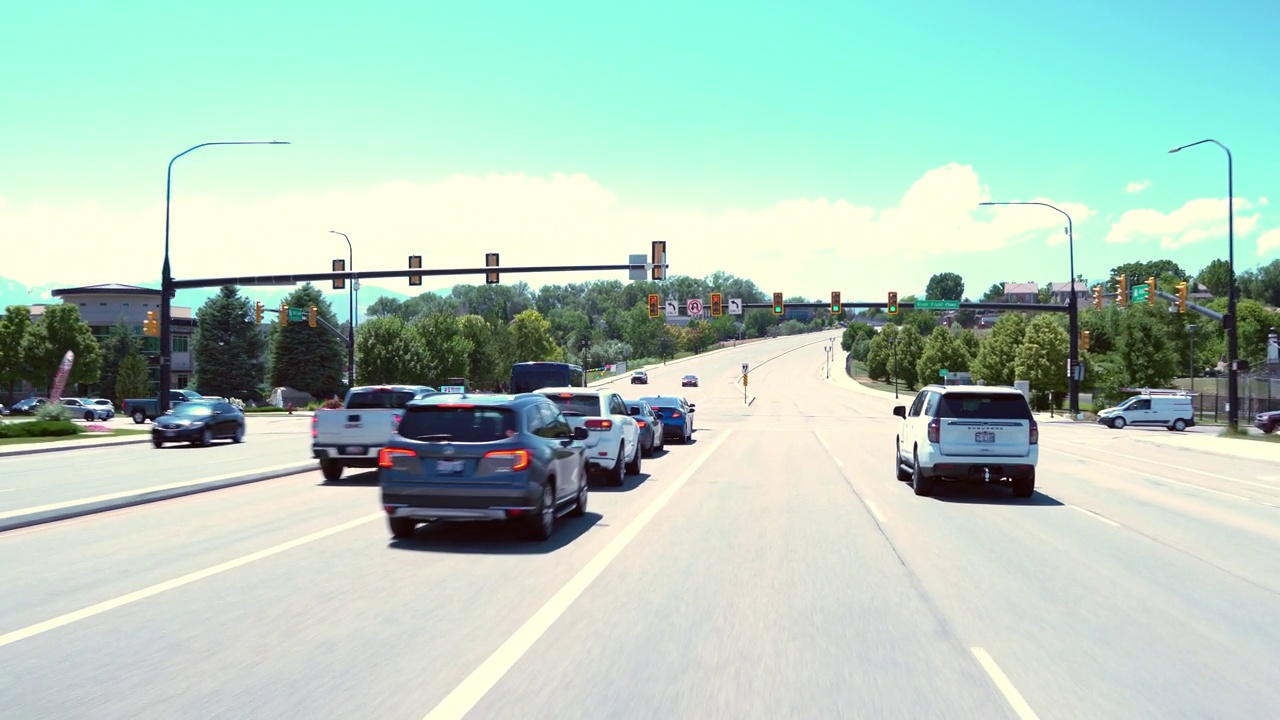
[[288, 308, 305, 322], [916, 300, 960, 310], [1131, 285, 1149, 303], [628, 254, 647, 282], [687, 298, 703, 316], [742, 374, 748, 387], [664, 300, 678, 318], [742, 363, 749, 374], [728, 298, 743, 315], [939, 368, 949, 377]]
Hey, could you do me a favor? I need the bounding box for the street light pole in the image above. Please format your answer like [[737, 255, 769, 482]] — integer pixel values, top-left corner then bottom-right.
[[979, 201, 1079, 418], [330, 230, 356, 388], [159, 140, 290, 415], [1170, 138, 1237, 431]]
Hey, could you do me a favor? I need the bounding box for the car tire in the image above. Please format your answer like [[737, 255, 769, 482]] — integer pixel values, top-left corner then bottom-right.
[[1172, 418, 1187, 432], [200, 428, 213, 447], [626, 442, 642, 476], [895, 439, 911, 482], [1113, 417, 1127, 430], [132, 410, 147, 424], [569, 474, 588, 518], [84, 411, 95, 421], [233, 425, 245, 443], [607, 445, 626, 487], [1012, 471, 1036, 499], [642, 435, 654, 458], [153, 439, 165, 449], [321, 459, 343, 482], [527, 483, 556, 541], [911, 448, 934, 497], [389, 518, 417, 539]]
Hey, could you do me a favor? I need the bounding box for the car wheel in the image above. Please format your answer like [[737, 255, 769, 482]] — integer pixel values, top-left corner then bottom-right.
[[389, 518, 417, 539], [527, 483, 556, 541], [320, 459, 343, 482], [1265, 423, 1277, 435], [1113, 417, 1127, 430], [607, 445, 626, 486], [895, 438, 911, 482], [911, 448, 934, 497], [84, 411, 95, 421], [641, 435, 653, 458], [200, 428, 213, 447], [153, 439, 165, 449], [1172, 418, 1187, 432], [232, 424, 245, 443], [1012, 471, 1036, 498], [132, 410, 147, 424], [626, 442, 642, 475], [569, 475, 588, 518]]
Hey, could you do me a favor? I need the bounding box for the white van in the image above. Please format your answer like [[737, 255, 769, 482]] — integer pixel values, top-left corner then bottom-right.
[[1097, 394, 1195, 431]]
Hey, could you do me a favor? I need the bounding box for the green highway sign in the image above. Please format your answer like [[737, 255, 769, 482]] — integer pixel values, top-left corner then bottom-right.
[[915, 300, 960, 310], [939, 368, 949, 377], [1131, 286, 1149, 302], [288, 308, 305, 322]]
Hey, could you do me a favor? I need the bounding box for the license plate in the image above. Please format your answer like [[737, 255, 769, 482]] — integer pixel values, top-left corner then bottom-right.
[[343, 446, 363, 455], [436, 460, 465, 474], [975, 431, 995, 443]]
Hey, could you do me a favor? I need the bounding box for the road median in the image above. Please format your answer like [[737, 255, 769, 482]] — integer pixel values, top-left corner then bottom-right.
[[0, 435, 152, 458], [0, 461, 316, 533]]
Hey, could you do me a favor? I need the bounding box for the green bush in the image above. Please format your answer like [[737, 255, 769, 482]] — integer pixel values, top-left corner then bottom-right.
[[243, 406, 289, 413], [35, 403, 74, 422], [0, 420, 84, 439]]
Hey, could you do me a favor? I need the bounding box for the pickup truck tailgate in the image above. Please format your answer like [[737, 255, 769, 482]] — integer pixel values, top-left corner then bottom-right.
[[314, 410, 400, 448], [936, 392, 1033, 458]]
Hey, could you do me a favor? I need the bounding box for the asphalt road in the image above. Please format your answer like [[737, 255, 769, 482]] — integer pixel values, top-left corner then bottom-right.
[[3, 329, 1280, 719], [0, 415, 314, 514]]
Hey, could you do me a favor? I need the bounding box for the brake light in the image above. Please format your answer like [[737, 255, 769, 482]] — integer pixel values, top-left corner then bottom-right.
[[927, 418, 940, 444], [1029, 419, 1039, 445], [668, 412, 681, 419], [378, 447, 415, 468], [310, 416, 318, 439], [559, 393, 573, 398], [637, 420, 647, 427], [482, 449, 530, 471], [585, 419, 613, 431]]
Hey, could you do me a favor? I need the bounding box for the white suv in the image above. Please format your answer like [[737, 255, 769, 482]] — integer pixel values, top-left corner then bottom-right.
[[534, 387, 641, 486], [893, 385, 1039, 498]]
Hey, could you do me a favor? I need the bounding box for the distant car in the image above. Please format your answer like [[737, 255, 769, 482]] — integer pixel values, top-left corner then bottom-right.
[[9, 398, 46, 415], [153, 400, 246, 447], [61, 398, 113, 421], [681, 375, 698, 387], [624, 400, 664, 456], [641, 395, 695, 444], [378, 393, 591, 541], [631, 371, 649, 385]]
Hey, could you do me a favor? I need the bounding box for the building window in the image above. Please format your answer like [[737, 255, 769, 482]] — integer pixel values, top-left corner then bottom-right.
[[142, 337, 160, 353], [99, 302, 108, 306], [173, 337, 189, 353], [176, 375, 190, 388]]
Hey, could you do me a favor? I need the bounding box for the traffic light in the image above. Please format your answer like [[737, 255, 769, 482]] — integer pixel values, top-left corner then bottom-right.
[[1092, 284, 1103, 311], [1081, 330, 1091, 351], [772, 292, 784, 316], [651, 241, 666, 281], [887, 291, 899, 315], [485, 252, 500, 284], [647, 294, 661, 318], [830, 291, 842, 315], [254, 301, 264, 325], [408, 255, 423, 286], [143, 311, 159, 337], [710, 292, 723, 317], [1117, 274, 1128, 308], [332, 258, 346, 290], [280, 303, 289, 327], [1146, 276, 1157, 305], [308, 306, 318, 328], [1176, 281, 1188, 313]]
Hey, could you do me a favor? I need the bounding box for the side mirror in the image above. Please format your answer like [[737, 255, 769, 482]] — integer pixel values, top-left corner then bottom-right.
[[688, 407, 696, 412], [573, 426, 589, 441], [688, 403, 696, 409], [654, 411, 665, 419], [892, 405, 906, 418], [628, 406, 640, 416]]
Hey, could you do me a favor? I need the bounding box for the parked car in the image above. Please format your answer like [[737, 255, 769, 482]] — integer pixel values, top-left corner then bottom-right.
[[61, 398, 113, 421], [640, 395, 695, 444], [124, 389, 206, 423], [153, 400, 246, 447], [624, 399, 664, 456], [9, 398, 47, 415], [378, 393, 591, 541]]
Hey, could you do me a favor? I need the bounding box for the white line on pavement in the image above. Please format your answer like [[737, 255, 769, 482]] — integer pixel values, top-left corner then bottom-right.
[[971, 647, 1042, 720], [1069, 504, 1121, 527], [811, 429, 887, 525], [1052, 448, 1280, 509], [420, 430, 734, 720], [863, 498, 887, 524], [0, 512, 383, 650], [1085, 445, 1280, 492]]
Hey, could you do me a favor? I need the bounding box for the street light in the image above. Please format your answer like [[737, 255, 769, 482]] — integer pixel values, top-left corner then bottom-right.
[[979, 200, 1080, 418], [1169, 138, 1238, 431], [159, 140, 290, 414], [330, 230, 356, 388]]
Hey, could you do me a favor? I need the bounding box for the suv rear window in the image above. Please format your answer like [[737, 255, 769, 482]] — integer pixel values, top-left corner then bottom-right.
[[937, 393, 1032, 420], [346, 389, 421, 409], [398, 406, 517, 442], [542, 393, 602, 416]]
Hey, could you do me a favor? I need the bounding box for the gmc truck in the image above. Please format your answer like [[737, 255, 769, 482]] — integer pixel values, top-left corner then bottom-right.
[[311, 385, 438, 482]]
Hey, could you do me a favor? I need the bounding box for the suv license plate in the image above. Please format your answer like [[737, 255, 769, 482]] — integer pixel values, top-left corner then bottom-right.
[[975, 432, 995, 443], [436, 460, 465, 474], [344, 446, 364, 455]]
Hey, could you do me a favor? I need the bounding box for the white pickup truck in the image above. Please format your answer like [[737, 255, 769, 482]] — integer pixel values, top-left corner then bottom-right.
[[311, 385, 437, 482]]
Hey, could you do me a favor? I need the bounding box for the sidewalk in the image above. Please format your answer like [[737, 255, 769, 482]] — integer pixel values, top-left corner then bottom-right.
[[0, 434, 151, 458]]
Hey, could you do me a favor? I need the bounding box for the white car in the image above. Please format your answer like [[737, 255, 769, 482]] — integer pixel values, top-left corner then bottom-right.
[[534, 387, 641, 486], [893, 384, 1038, 498]]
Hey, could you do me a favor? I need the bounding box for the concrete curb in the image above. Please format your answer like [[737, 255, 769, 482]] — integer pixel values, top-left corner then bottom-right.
[[0, 462, 316, 533], [0, 436, 152, 458]]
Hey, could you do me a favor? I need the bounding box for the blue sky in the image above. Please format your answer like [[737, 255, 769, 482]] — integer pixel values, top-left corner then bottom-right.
[[4, 0, 1279, 308]]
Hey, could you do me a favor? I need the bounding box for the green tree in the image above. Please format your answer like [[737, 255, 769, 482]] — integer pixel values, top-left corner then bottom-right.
[[1107, 259, 1187, 293], [926, 272, 965, 301], [1115, 305, 1178, 389], [193, 286, 267, 398], [1014, 316, 1070, 407], [115, 347, 151, 401], [411, 313, 472, 385], [97, 319, 139, 403], [916, 326, 972, 383], [508, 309, 558, 363], [268, 283, 346, 399], [865, 324, 897, 380], [680, 319, 715, 354], [0, 305, 35, 396], [1195, 259, 1232, 299], [980, 283, 1006, 302], [956, 329, 980, 361], [24, 304, 102, 392], [354, 316, 429, 385], [457, 314, 504, 387], [972, 313, 1028, 386], [622, 303, 665, 359], [894, 325, 926, 388], [840, 322, 875, 352]]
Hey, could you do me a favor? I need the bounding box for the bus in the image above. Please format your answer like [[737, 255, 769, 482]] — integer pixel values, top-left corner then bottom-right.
[[510, 362, 586, 393]]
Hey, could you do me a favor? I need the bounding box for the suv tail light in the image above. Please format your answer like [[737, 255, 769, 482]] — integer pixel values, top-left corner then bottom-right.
[[585, 419, 612, 431], [927, 418, 940, 444], [480, 449, 530, 473], [378, 447, 415, 468], [310, 416, 318, 439], [1029, 419, 1039, 445]]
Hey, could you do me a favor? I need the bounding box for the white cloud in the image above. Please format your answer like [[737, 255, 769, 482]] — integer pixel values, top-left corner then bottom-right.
[[1125, 179, 1152, 193], [0, 164, 1092, 298], [1104, 197, 1261, 250], [1257, 228, 1280, 256], [1260, 197, 1270, 206]]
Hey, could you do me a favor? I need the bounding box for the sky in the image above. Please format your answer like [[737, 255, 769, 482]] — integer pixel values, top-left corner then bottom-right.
[[4, 0, 1280, 308]]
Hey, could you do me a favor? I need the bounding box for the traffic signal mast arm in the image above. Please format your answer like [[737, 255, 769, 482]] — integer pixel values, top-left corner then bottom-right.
[[1153, 289, 1225, 322], [259, 306, 354, 346]]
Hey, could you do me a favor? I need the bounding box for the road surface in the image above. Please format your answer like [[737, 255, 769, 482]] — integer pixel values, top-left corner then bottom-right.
[[2, 329, 1279, 719]]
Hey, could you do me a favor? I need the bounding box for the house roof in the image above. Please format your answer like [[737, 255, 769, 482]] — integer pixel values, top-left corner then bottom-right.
[[1003, 282, 1038, 294], [52, 283, 163, 298], [1049, 281, 1090, 293]]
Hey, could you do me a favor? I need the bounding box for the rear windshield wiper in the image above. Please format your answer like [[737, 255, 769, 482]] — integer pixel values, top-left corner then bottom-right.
[[410, 433, 453, 442]]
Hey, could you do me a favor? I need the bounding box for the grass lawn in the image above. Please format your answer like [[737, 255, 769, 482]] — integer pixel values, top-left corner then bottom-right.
[[846, 359, 908, 395], [0, 428, 150, 447]]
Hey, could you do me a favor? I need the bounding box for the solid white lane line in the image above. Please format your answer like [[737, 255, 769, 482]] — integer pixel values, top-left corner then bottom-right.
[[812, 429, 887, 525], [863, 499, 887, 524], [1069, 504, 1120, 527], [0, 512, 383, 649], [971, 647, 1042, 720], [0, 462, 312, 521], [421, 430, 734, 720], [1053, 448, 1280, 509], [1084, 445, 1280, 492]]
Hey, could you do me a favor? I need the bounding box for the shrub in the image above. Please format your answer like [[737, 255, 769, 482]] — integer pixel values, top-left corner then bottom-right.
[[0, 420, 84, 439], [35, 403, 73, 422], [322, 398, 343, 409], [228, 397, 246, 410]]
